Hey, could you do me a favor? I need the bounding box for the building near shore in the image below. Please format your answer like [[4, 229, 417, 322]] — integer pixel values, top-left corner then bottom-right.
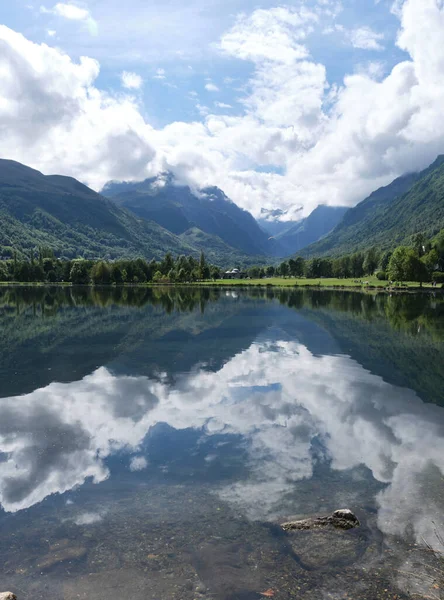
[[222, 268, 247, 280]]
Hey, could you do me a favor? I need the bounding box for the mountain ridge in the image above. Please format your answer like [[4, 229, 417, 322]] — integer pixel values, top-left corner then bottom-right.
[[0, 160, 261, 263], [300, 156, 444, 257], [102, 176, 277, 256]]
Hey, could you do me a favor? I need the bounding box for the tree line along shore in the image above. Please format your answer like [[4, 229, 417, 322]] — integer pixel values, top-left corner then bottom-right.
[[0, 231, 443, 289]]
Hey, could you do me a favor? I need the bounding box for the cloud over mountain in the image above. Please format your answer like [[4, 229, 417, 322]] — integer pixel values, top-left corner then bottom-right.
[[1, 0, 444, 217]]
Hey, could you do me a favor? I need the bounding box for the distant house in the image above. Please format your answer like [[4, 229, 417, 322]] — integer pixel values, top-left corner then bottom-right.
[[222, 268, 247, 280]]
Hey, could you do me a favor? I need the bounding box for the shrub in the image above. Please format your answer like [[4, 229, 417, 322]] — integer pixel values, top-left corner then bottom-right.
[[376, 271, 387, 281], [432, 272, 444, 283]]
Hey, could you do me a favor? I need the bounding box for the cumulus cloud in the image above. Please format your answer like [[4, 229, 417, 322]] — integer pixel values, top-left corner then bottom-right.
[[205, 82, 219, 92], [2, 0, 444, 217], [0, 25, 157, 189], [121, 71, 143, 90], [218, 6, 317, 64], [41, 2, 98, 35], [349, 26, 385, 51]]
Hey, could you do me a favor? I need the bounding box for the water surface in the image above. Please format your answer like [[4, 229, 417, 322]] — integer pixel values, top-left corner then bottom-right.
[[0, 286, 444, 599]]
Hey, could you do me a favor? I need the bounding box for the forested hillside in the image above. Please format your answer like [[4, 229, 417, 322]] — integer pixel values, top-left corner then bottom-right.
[[0, 160, 262, 264], [301, 157, 444, 256], [103, 176, 278, 256]]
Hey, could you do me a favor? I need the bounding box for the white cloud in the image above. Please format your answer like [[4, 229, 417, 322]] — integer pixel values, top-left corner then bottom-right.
[[46, 29, 57, 37], [215, 102, 232, 109], [355, 60, 386, 79], [218, 6, 317, 65], [52, 2, 90, 20], [349, 26, 385, 51], [2, 0, 444, 218], [205, 82, 219, 92], [41, 2, 98, 35], [0, 25, 157, 189], [129, 456, 148, 471], [121, 71, 143, 90], [153, 68, 166, 80]]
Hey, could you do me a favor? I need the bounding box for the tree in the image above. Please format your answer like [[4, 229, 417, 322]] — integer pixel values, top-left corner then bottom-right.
[[153, 270, 164, 283], [422, 249, 439, 277], [319, 258, 333, 278], [380, 251, 392, 272], [306, 258, 332, 278], [110, 263, 124, 285], [412, 232, 427, 257], [161, 252, 174, 275], [177, 267, 188, 282], [306, 258, 322, 278], [350, 253, 364, 278], [248, 266, 261, 279], [0, 261, 9, 282], [388, 247, 409, 281], [70, 260, 91, 285], [387, 246, 427, 282], [337, 255, 351, 278], [15, 261, 31, 282], [363, 247, 380, 275], [279, 261, 289, 277], [289, 257, 305, 277], [91, 261, 111, 285], [266, 265, 276, 277]]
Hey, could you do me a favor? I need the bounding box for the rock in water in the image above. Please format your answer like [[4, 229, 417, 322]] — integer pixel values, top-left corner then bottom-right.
[[0, 593, 17, 600], [333, 509, 360, 525], [281, 509, 360, 531]]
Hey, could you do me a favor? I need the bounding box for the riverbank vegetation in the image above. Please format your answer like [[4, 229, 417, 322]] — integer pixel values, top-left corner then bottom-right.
[[0, 231, 443, 288]]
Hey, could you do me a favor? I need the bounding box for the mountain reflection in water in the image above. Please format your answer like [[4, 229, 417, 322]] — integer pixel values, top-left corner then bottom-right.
[[0, 286, 443, 600]]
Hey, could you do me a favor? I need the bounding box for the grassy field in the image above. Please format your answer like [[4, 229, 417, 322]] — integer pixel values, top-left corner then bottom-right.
[[0, 277, 439, 290], [201, 276, 438, 289]]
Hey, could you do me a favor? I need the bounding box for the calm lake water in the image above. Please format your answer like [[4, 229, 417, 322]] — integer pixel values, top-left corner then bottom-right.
[[1, 286, 444, 600]]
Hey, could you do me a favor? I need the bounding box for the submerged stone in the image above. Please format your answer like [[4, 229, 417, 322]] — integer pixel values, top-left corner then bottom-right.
[[0, 594, 17, 600], [281, 508, 360, 531]]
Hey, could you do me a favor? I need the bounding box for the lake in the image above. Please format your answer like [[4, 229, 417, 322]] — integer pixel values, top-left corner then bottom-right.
[[0, 286, 444, 600]]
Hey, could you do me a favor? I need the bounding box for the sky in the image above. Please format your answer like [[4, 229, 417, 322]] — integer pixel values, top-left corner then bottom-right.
[[0, 0, 444, 218]]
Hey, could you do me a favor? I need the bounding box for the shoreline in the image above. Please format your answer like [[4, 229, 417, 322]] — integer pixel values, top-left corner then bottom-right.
[[0, 279, 442, 294]]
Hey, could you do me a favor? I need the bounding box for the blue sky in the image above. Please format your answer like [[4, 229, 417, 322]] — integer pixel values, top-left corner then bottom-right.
[[1, 0, 407, 126], [0, 0, 443, 218]]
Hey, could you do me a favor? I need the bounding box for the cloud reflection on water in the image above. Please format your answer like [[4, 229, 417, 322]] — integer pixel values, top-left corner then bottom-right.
[[0, 337, 444, 550]]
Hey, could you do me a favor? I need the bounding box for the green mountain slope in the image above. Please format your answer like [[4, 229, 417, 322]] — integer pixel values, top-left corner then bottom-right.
[[275, 205, 348, 255], [0, 160, 260, 264], [102, 176, 281, 256], [0, 160, 199, 260], [178, 227, 266, 266], [301, 156, 444, 256]]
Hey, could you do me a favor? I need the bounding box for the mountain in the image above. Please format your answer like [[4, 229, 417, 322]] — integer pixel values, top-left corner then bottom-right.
[[257, 208, 298, 237], [0, 160, 264, 264], [0, 160, 200, 260], [301, 157, 444, 257], [274, 205, 349, 255], [102, 175, 279, 257]]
